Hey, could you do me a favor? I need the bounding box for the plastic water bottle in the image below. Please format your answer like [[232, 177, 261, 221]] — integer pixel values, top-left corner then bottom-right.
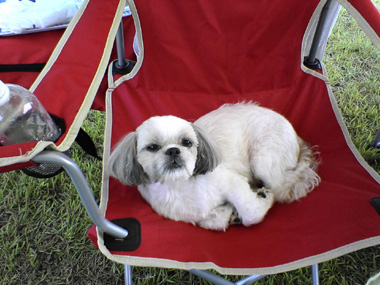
[[0, 80, 61, 145]]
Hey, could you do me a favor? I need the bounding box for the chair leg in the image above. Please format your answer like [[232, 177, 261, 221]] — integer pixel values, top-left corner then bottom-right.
[[32, 151, 128, 239], [311, 264, 319, 285], [371, 128, 380, 148], [124, 265, 132, 285], [189, 269, 236, 285], [235, 274, 267, 285]]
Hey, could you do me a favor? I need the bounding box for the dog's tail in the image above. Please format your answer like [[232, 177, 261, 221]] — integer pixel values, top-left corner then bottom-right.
[[275, 138, 321, 203]]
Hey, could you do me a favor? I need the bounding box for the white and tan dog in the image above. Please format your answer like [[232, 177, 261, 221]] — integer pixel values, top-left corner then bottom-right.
[[109, 103, 320, 231]]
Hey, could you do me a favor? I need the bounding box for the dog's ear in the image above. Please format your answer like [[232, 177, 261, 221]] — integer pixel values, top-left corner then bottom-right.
[[192, 125, 222, 175], [108, 132, 149, 186]]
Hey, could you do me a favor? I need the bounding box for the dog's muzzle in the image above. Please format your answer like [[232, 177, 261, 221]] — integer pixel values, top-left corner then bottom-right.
[[165, 147, 183, 170]]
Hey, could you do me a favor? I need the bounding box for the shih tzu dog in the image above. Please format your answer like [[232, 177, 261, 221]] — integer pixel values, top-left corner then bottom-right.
[[109, 103, 320, 231]]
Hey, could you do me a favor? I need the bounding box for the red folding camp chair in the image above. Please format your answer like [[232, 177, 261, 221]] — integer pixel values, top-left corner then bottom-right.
[[0, 0, 134, 251], [84, 0, 380, 283], [2, 0, 380, 283]]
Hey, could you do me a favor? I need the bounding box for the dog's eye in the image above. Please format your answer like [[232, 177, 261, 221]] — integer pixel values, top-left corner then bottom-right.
[[181, 139, 193, 148], [146, 144, 160, 152]]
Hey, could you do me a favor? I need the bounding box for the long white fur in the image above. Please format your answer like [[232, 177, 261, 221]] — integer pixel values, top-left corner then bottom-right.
[[109, 103, 320, 231]]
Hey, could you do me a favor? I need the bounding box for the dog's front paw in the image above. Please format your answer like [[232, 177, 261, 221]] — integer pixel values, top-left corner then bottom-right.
[[199, 218, 230, 231], [198, 204, 234, 231]]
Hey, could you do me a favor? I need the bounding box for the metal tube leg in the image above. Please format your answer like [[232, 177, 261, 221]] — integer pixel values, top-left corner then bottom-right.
[[311, 264, 320, 285], [189, 270, 235, 285], [116, 21, 126, 68], [32, 151, 128, 239], [371, 127, 380, 148], [307, 0, 333, 63], [124, 265, 132, 285], [235, 274, 267, 285]]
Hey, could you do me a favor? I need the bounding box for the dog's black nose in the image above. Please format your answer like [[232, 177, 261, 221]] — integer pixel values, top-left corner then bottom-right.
[[165, 147, 181, 157]]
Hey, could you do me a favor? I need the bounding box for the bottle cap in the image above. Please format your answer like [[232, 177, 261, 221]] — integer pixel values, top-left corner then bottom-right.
[[0, 80, 10, 106]]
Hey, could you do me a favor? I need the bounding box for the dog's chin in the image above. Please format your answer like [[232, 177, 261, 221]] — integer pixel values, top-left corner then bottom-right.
[[158, 170, 190, 184], [158, 165, 193, 184]]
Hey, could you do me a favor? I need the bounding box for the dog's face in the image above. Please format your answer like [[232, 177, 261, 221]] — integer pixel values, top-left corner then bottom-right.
[[136, 116, 198, 183], [109, 116, 221, 186]]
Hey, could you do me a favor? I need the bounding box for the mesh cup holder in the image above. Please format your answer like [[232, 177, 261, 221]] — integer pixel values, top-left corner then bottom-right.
[[22, 148, 72, 178], [21, 114, 69, 178]]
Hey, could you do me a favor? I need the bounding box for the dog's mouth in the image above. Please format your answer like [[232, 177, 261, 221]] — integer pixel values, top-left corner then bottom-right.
[[166, 158, 184, 170], [158, 156, 193, 183]]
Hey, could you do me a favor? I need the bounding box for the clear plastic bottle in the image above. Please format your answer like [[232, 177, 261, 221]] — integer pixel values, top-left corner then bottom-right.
[[0, 80, 61, 145]]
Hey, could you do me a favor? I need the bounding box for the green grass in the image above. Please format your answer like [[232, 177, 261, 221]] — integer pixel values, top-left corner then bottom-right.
[[324, 2, 380, 168], [1, 2, 380, 284]]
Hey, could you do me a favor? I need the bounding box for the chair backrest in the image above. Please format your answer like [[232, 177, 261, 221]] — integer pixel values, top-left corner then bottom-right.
[[139, 1, 313, 90], [112, 0, 321, 126]]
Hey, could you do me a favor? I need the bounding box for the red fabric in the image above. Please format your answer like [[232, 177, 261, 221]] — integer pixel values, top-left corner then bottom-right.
[[0, 16, 136, 112], [1, 30, 62, 88], [0, 1, 135, 171], [349, 0, 380, 37], [88, 0, 380, 271], [33, 0, 121, 126], [0, 32, 64, 170]]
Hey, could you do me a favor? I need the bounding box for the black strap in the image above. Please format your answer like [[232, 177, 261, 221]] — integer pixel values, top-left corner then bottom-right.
[[75, 128, 101, 160], [0, 63, 46, 73], [51, 114, 101, 160], [370, 197, 380, 216]]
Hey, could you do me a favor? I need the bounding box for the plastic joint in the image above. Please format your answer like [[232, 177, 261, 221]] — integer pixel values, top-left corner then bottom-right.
[[112, 60, 136, 76]]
